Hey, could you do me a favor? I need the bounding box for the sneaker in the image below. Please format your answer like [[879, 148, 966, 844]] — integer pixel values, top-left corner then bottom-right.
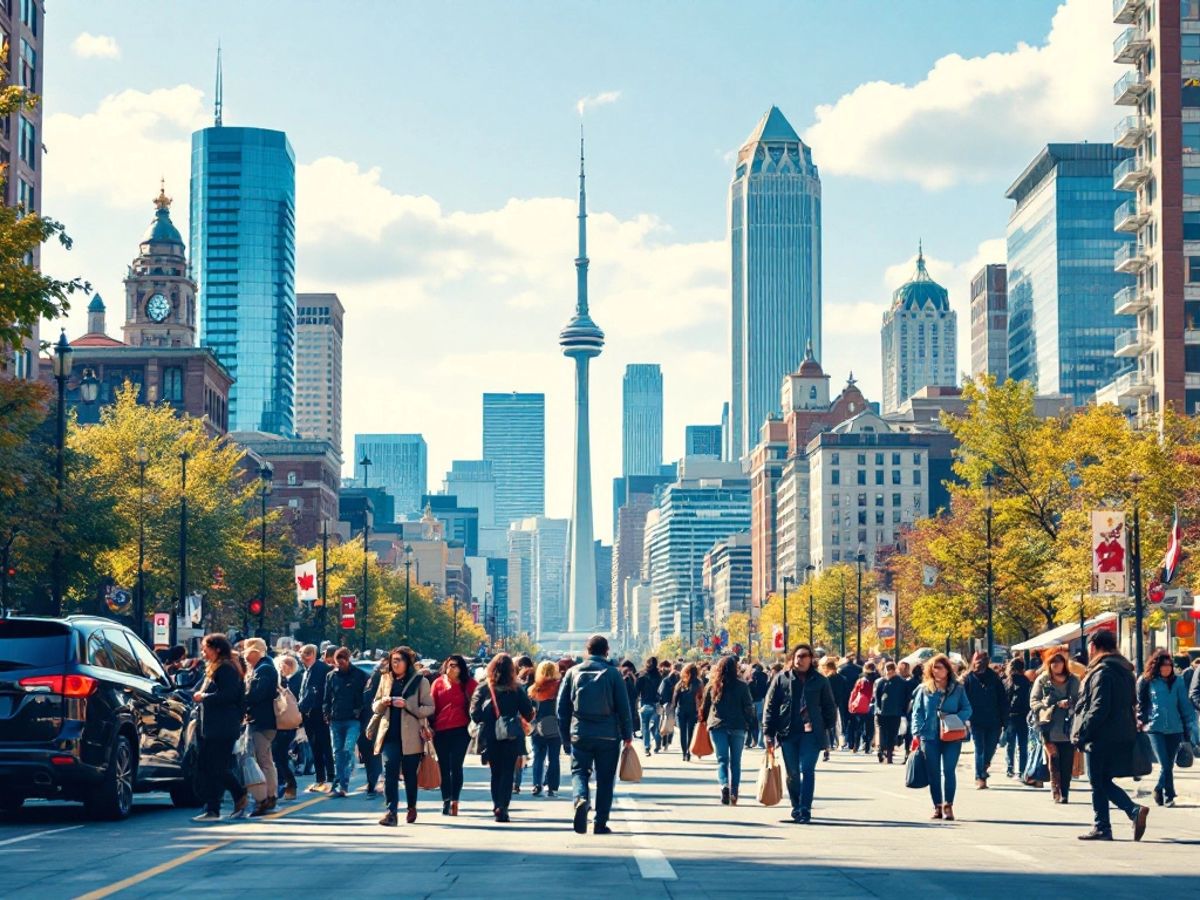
[[1166, 797, 1177, 808], [192, 811, 221, 823], [379, 811, 397, 827], [228, 806, 249, 820], [330, 788, 346, 799], [573, 799, 590, 834], [720, 787, 730, 806], [1132, 805, 1149, 842], [799, 809, 811, 823], [283, 785, 297, 801], [306, 782, 325, 794], [547, 790, 558, 798], [1077, 828, 1113, 841], [593, 824, 613, 835], [532, 786, 543, 797]]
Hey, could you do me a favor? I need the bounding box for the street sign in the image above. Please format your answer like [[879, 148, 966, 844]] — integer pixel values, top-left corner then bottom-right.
[[340, 595, 357, 631], [878, 626, 896, 639], [105, 586, 131, 614], [882, 637, 895, 649], [152, 613, 170, 649]]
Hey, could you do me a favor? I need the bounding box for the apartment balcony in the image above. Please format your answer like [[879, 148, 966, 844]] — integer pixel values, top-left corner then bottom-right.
[[1187, 329, 1200, 345], [1114, 199, 1149, 232], [1113, 0, 1143, 25], [1114, 27, 1150, 64], [1114, 71, 1149, 105], [1114, 370, 1154, 399], [1113, 155, 1151, 191], [1114, 115, 1147, 149], [1114, 327, 1149, 357], [1114, 242, 1147, 273], [1113, 284, 1151, 316]]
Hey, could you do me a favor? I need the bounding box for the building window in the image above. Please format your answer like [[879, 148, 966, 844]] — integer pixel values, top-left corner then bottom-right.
[[162, 367, 183, 402], [857, 453, 866, 466], [858, 511, 867, 526], [857, 470, 866, 485], [875, 510, 884, 526], [892, 469, 901, 485], [912, 452, 922, 464], [875, 493, 884, 506], [831, 470, 840, 485], [1185, 166, 1200, 194], [832, 494, 840, 507], [809, 386, 817, 400], [18, 117, 35, 169], [913, 470, 922, 486], [19, 38, 35, 92], [892, 493, 901, 507], [20, 0, 37, 34], [287, 471, 298, 486], [857, 493, 867, 507], [874, 453, 883, 465], [16, 176, 33, 212], [893, 510, 902, 524], [874, 470, 883, 485], [831, 452, 839, 465]]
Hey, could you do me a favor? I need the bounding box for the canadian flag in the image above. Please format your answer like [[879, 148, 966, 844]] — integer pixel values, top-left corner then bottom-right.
[[294, 559, 319, 603]]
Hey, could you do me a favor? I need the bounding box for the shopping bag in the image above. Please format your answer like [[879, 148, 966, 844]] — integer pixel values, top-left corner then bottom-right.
[[619, 744, 643, 783], [417, 740, 441, 790], [905, 747, 929, 789], [1177, 741, 1195, 769], [273, 686, 303, 730], [756, 749, 783, 806], [1023, 739, 1049, 784], [690, 721, 714, 758], [240, 751, 265, 788], [1071, 746, 1085, 779], [659, 706, 676, 738], [1132, 732, 1154, 778]]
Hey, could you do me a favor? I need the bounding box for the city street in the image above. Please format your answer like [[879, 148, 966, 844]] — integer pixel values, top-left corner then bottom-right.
[[3, 743, 1197, 899]]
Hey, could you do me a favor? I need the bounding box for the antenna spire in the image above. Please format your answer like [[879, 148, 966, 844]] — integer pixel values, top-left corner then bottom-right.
[[576, 124, 588, 315], [214, 43, 223, 127]]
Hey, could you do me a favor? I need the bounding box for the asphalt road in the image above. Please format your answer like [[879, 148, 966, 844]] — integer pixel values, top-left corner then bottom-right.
[[3, 742, 1198, 898]]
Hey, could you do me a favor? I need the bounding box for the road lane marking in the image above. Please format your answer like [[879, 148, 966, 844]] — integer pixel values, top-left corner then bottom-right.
[[616, 796, 677, 881], [0, 825, 83, 847], [975, 844, 1039, 865]]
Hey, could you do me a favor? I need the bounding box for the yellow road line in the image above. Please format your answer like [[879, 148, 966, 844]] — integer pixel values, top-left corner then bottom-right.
[[74, 790, 334, 899]]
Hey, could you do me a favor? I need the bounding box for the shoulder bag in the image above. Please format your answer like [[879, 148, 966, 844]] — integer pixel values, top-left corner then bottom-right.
[[489, 684, 522, 742], [274, 684, 303, 730], [937, 686, 968, 742]]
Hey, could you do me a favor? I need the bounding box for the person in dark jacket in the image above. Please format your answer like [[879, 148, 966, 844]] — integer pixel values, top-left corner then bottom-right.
[[470, 653, 535, 823], [747, 663, 769, 749], [672, 663, 702, 761], [620, 660, 638, 735], [271, 654, 303, 801], [963, 651, 1006, 788], [634, 658, 663, 755], [1071, 629, 1149, 841], [191, 634, 248, 822], [1003, 657, 1033, 778], [764, 644, 838, 823], [873, 661, 908, 764], [298, 643, 333, 791], [700, 654, 756, 805], [358, 657, 388, 795], [828, 657, 852, 750], [898, 661, 917, 761], [323, 647, 368, 798], [657, 661, 679, 749], [557, 635, 634, 835], [243, 638, 279, 816]]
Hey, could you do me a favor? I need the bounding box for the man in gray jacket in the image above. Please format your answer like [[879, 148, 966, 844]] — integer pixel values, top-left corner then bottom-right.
[[557, 634, 634, 836]]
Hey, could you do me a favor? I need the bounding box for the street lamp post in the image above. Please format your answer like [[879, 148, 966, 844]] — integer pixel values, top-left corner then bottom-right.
[[49, 330, 73, 616], [782, 575, 795, 652], [839, 568, 846, 656], [258, 465, 272, 636], [805, 564, 816, 646], [135, 446, 148, 636], [359, 453, 372, 653], [855, 546, 866, 662], [984, 470, 995, 660], [403, 544, 414, 644], [1130, 472, 1145, 672], [178, 449, 190, 638]]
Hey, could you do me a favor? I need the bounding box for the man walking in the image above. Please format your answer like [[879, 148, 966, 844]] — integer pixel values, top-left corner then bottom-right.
[[557, 634, 633, 835], [298, 644, 333, 792], [963, 651, 1006, 788], [747, 663, 769, 749], [324, 647, 368, 797], [1072, 629, 1149, 842]]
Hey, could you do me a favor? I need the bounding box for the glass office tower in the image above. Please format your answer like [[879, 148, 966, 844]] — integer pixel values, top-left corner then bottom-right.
[[622, 363, 663, 476], [483, 392, 545, 528], [191, 126, 296, 435]]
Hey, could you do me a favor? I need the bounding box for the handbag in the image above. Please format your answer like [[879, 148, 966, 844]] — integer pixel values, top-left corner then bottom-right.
[[659, 706, 676, 738], [534, 715, 561, 739], [1071, 745, 1085, 779], [1024, 740, 1049, 784], [936, 688, 967, 742], [1132, 732, 1155, 778], [905, 747, 929, 789], [489, 685, 522, 742], [417, 740, 441, 790], [274, 685, 303, 730], [756, 748, 783, 805], [1177, 740, 1195, 769], [618, 743, 643, 783], [690, 720, 714, 758]]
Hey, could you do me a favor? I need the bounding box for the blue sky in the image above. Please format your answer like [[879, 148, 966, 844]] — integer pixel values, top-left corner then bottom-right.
[[42, 0, 1116, 539]]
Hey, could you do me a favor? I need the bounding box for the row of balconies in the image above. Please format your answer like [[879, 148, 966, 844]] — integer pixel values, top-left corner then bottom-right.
[[1113, 284, 1151, 316], [1114, 70, 1149, 106], [1113, 155, 1151, 191], [1114, 26, 1150, 64], [1113, 0, 1143, 26], [1114, 198, 1150, 232]]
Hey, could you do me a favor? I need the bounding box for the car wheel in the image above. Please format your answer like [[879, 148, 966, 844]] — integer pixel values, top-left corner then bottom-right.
[[85, 735, 135, 820], [0, 793, 24, 815]]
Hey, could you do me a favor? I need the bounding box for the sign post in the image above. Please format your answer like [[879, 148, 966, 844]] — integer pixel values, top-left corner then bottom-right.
[[152, 612, 171, 649], [340, 595, 357, 631]]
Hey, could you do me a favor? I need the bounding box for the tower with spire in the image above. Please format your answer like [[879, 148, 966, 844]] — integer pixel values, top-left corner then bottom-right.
[[880, 243, 957, 414], [122, 181, 198, 348], [559, 129, 605, 634]]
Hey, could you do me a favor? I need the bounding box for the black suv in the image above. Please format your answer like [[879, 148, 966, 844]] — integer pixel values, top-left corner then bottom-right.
[[0, 615, 198, 819]]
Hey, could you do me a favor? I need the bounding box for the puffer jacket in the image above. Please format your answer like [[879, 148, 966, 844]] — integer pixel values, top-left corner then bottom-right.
[[1071, 653, 1138, 750], [1138, 674, 1199, 741], [371, 670, 434, 755]]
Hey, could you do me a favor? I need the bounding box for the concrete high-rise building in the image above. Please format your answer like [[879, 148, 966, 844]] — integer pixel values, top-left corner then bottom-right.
[[729, 106, 822, 459], [0, 0, 43, 380], [422, 494, 479, 557], [880, 247, 957, 415], [482, 392, 545, 527], [1006, 144, 1135, 406], [685, 424, 723, 460], [1100, 3, 1196, 420], [507, 516, 569, 638], [611, 485, 660, 643], [622, 364, 663, 476], [560, 134, 604, 634], [295, 293, 343, 459], [703, 533, 753, 623], [444, 460, 507, 558], [192, 52, 296, 436], [594, 540, 612, 630], [969, 265, 1008, 382], [354, 434, 427, 520]]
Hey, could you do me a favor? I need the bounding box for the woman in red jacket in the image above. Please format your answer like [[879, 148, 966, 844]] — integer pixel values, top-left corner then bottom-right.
[[431, 654, 478, 816]]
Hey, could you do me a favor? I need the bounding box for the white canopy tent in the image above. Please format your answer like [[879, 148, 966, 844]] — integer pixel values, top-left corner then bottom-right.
[[899, 647, 965, 667], [1009, 611, 1118, 653]]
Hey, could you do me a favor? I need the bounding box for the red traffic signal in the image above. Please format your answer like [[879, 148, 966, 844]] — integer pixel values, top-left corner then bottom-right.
[[4, 567, 14, 579], [248, 598, 263, 616]]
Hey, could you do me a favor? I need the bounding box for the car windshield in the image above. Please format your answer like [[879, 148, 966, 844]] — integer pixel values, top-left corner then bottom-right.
[[0, 621, 70, 671]]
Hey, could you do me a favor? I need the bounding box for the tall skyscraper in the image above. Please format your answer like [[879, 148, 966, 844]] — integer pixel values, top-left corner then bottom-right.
[[192, 51, 296, 436], [295, 293, 343, 459], [880, 247, 957, 415], [482, 392, 545, 527], [1006, 144, 1134, 405], [560, 133, 604, 634], [354, 434, 427, 520], [622, 364, 663, 476], [1103, 3, 1194, 419], [507, 516, 569, 638], [685, 424, 723, 459], [969, 264, 1008, 382], [729, 106, 822, 459]]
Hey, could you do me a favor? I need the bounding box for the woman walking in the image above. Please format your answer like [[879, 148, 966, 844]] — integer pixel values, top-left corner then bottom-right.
[[1029, 649, 1080, 803], [818, 657, 842, 761], [912, 653, 973, 821], [191, 634, 249, 822], [372, 646, 435, 826], [700, 654, 756, 805], [635, 657, 663, 756], [528, 661, 563, 797], [431, 654, 477, 816], [763, 644, 837, 823], [673, 663, 701, 761], [242, 638, 280, 817], [470, 653, 534, 822], [847, 667, 875, 753], [272, 654, 302, 801], [1137, 650, 1199, 807], [1003, 658, 1032, 779]]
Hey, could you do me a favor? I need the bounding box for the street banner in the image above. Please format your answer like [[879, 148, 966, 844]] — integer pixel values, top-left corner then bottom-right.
[[876, 591, 896, 634], [340, 595, 357, 631], [922, 565, 938, 588], [1160, 507, 1184, 585], [186, 591, 202, 626], [771, 625, 784, 652], [152, 612, 170, 649], [295, 559, 319, 604], [1091, 510, 1127, 595]]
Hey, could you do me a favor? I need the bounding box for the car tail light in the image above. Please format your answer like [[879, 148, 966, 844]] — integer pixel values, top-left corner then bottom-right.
[[50, 756, 77, 765], [18, 674, 99, 697]]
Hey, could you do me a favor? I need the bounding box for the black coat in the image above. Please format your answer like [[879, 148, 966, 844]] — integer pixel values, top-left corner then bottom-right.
[[827, 672, 850, 712], [1072, 653, 1138, 774], [874, 675, 909, 717], [1005, 676, 1032, 719], [963, 667, 1006, 729], [673, 680, 701, 720], [198, 662, 244, 741], [700, 679, 756, 733], [749, 669, 769, 702], [361, 666, 385, 728], [762, 669, 838, 748], [657, 672, 678, 705], [635, 671, 662, 706], [324, 665, 368, 722], [298, 659, 330, 716], [837, 661, 862, 690], [469, 683, 534, 755], [245, 656, 279, 729]]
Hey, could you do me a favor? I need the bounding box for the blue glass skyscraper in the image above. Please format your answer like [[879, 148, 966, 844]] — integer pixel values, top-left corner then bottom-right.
[[483, 392, 545, 528], [1006, 143, 1134, 404], [190, 69, 296, 436], [622, 363, 662, 477], [730, 106, 821, 459]]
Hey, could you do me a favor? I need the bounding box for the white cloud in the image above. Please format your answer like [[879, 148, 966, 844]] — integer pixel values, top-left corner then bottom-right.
[[803, 0, 1113, 188], [576, 90, 622, 116], [71, 33, 121, 60]]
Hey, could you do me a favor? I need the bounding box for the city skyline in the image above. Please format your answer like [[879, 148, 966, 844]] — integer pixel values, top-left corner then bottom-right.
[[38, 0, 1118, 541]]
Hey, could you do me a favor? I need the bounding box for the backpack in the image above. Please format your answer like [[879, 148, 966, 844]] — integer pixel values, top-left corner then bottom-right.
[[572, 666, 615, 721], [849, 678, 873, 716]]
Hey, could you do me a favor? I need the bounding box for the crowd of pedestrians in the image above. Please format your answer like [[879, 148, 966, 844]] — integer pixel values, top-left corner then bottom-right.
[[179, 627, 1199, 843]]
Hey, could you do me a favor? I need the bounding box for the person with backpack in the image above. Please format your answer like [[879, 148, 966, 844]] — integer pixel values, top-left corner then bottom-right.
[[1003, 657, 1033, 779], [469, 653, 534, 823], [372, 646, 435, 826], [847, 669, 874, 753], [657, 661, 679, 750], [672, 663, 702, 761], [912, 653, 973, 821], [635, 657, 663, 756], [529, 661, 563, 797], [1137, 650, 1198, 808], [431, 654, 477, 816], [700, 654, 757, 806], [873, 661, 908, 764], [963, 650, 1006, 789], [556, 634, 634, 835]]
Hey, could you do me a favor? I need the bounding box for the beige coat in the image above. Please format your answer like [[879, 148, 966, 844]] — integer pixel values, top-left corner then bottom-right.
[[371, 671, 435, 755]]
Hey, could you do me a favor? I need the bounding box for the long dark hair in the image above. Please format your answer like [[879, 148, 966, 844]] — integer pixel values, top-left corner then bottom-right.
[[202, 633, 233, 679], [678, 662, 698, 689], [642, 656, 659, 676], [1145, 650, 1175, 684], [389, 646, 418, 681], [710, 654, 738, 702], [487, 652, 516, 690], [443, 654, 471, 701]]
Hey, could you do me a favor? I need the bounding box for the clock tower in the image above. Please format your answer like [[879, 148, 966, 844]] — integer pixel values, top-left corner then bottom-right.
[[123, 182, 197, 348]]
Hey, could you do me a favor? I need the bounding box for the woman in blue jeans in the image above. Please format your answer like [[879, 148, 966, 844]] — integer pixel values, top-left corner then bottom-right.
[[912, 653, 973, 821], [528, 662, 563, 796], [1137, 650, 1199, 807], [700, 654, 756, 805]]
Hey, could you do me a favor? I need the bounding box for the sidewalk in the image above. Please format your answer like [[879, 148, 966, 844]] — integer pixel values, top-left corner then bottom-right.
[[1125, 748, 1200, 804]]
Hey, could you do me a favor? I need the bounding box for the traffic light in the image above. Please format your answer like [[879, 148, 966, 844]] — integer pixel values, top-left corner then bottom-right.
[[248, 598, 263, 617]]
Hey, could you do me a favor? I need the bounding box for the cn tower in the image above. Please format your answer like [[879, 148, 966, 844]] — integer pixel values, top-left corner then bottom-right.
[[560, 129, 604, 634]]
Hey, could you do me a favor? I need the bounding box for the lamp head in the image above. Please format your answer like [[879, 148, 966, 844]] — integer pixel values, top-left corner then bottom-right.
[[52, 329, 73, 378], [136, 445, 149, 465], [79, 367, 99, 404]]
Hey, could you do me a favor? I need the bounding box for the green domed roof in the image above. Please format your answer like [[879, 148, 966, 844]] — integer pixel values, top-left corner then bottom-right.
[[892, 245, 949, 312], [87, 293, 105, 313], [141, 182, 184, 247]]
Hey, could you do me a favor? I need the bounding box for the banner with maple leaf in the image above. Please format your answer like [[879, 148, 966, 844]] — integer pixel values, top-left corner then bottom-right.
[[295, 559, 319, 604]]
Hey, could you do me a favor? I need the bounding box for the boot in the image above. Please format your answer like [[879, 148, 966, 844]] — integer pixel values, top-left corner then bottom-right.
[[1048, 749, 1063, 803], [450, 801, 459, 816], [942, 804, 955, 821]]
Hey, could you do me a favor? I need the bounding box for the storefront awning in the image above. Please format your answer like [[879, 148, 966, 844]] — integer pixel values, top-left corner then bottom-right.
[[1010, 611, 1118, 652]]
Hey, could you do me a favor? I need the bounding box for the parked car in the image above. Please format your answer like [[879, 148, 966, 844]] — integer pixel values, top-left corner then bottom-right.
[[0, 615, 198, 820]]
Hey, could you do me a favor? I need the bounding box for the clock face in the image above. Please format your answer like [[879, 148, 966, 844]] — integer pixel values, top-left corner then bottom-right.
[[146, 293, 170, 323]]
